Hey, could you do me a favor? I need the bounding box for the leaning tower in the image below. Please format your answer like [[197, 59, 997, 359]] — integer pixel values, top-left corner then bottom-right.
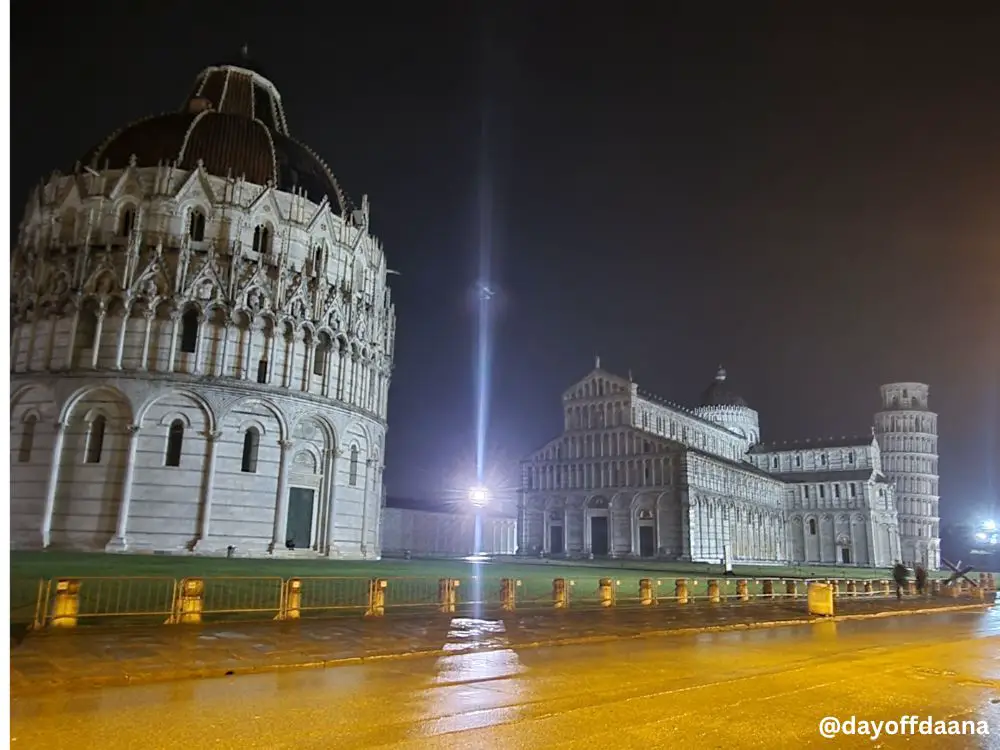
[[874, 383, 940, 569]]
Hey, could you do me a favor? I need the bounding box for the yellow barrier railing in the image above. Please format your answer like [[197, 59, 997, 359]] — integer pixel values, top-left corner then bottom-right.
[[27, 573, 990, 628]]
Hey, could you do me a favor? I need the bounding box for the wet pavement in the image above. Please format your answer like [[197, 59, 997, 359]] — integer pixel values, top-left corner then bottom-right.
[[10, 607, 1000, 749], [10, 596, 991, 695]]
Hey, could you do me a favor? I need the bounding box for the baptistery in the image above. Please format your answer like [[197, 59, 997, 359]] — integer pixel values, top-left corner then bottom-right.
[[10, 53, 396, 558]]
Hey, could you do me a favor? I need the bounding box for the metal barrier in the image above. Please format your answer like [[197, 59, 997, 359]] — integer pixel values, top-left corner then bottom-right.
[[199, 576, 285, 620], [27, 572, 974, 628], [294, 576, 372, 616], [34, 576, 177, 627]]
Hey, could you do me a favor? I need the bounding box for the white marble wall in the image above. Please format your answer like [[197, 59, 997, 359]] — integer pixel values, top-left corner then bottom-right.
[[10, 159, 396, 560], [380, 508, 517, 557], [749, 441, 882, 475], [875, 383, 940, 569], [10, 376, 385, 558]]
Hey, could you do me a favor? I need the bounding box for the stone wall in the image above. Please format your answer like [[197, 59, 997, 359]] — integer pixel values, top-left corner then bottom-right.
[[11, 375, 385, 558], [381, 507, 517, 557]]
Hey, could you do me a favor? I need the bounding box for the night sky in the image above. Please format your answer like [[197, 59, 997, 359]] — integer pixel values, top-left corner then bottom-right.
[[12, 3, 1000, 523]]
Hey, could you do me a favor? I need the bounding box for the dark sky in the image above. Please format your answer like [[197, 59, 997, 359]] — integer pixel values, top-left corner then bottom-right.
[[12, 3, 1000, 523]]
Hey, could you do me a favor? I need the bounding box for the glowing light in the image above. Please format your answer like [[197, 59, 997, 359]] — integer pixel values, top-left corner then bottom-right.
[[469, 486, 489, 506], [983, 520, 997, 531], [975, 532, 988, 542]]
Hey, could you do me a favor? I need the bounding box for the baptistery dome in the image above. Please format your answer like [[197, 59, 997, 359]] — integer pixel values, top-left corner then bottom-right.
[[10, 53, 396, 560], [80, 52, 352, 215]]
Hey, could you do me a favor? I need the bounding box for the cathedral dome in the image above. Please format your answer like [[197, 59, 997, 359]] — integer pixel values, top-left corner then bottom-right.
[[700, 366, 748, 408], [79, 50, 352, 215]]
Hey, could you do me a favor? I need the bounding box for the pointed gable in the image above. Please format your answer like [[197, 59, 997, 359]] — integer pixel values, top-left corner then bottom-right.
[[172, 164, 217, 208], [247, 183, 284, 224], [55, 178, 84, 211], [562, 367, 632, 402], [108, 164, 144, 202]]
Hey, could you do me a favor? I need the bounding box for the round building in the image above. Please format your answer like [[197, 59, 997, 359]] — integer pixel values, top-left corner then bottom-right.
[[10, 54, 396, 558], [874, 383, 940, 569]]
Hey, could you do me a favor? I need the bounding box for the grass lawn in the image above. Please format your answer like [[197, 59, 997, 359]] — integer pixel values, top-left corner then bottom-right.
[[10, 550, 933, 626]]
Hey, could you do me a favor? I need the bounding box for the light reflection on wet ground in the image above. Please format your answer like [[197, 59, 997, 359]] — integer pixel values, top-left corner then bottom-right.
[[11, 609, 1000, 749]]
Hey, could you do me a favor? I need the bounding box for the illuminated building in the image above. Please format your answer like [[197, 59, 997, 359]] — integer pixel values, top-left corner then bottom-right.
[[10, 52, 395, 558], [874, 383, 941, 569], [518, 363, 908, 568]]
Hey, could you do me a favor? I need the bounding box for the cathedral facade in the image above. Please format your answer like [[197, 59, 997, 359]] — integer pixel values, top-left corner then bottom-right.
[[10, 55, 395, 558], [518, 364, 919, 568]]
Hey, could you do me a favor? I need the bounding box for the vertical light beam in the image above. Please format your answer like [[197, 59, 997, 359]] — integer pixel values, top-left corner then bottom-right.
[[473, 7, 495, 564]]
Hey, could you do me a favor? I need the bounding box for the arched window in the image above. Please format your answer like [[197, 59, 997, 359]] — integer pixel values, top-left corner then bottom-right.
[[257, 358, 268, 384], [349, 446, 359, 486], [86, 416, 107, 464], [119, 207, 135, 237], [165, 420, 184, 467], [314, 247, 323, 272], [313, 341, 328, 377], [18, 415, 37, 463], [241, 427, 260, 473], [252, 225, 271, 254], [180, 309, 199, 354], [808, 518, 817, 536], [190, 210, 206, 241]]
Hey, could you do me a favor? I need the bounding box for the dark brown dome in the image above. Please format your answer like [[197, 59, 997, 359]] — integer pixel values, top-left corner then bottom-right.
[[79, 60, 353, 216], [700, 367, 749, 408]]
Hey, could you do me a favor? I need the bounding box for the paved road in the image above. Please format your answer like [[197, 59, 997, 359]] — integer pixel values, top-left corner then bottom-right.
[[11, 610, 1000, 749]]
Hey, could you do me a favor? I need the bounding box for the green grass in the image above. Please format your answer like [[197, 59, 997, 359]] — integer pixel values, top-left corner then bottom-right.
[[11, 551, 935, 627]]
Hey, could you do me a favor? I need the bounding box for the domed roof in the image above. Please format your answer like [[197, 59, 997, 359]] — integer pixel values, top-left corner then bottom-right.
[[79, 50, 353, 216], [700, 366, 749, 408]]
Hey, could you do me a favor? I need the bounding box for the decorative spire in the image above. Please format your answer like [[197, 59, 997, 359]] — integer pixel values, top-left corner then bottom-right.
[[241, 43, 250, 59], [715, 365, 727, 382], [595, 354, 601, 370]]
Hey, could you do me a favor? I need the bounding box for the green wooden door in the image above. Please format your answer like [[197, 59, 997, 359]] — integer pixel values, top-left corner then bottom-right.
[[286, 488, 315, 549]]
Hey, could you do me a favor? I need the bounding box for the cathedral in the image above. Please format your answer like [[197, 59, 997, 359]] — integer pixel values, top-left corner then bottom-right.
[[10, 53, 395, 558], [518, 363, 941, 569]]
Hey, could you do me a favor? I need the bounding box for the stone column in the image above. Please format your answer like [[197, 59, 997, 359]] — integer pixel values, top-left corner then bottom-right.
[[304, 340, 316, 393], [241, 321, 256, 380], [192, 311, 209, 375], [10, 321, 22, 368], [217, 319, 233, 377], [40, 422, 67, 548], [106, 424, 142, 552], [89, 310, 106, 369], [264, 326, 278, 385], [165, 310, 181, 373], [350, 354, 361, 404], [323, 448, 339, 555], [282, 331, 299, 388], [44, 315, 59, 370], [360, 458, 373, 558], [113, 309, 130, 370], [193, 430, 223, 549], [25, 315, 40, 371], [373, 469, 385, 558], [335, 349, 346, 399], [321, 351, 335, 397], [270, 439, 294, 550], [565, 505, 572, 555], [138, 310, 154, 371], [63, 305, 81, 370]]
